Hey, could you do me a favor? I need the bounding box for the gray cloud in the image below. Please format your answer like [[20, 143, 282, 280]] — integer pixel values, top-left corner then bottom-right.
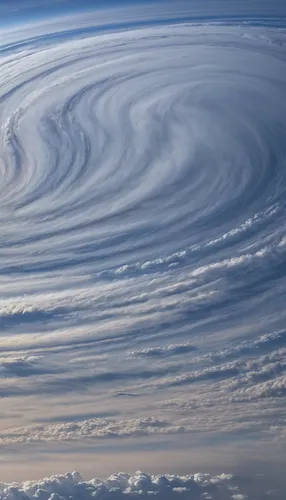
[[129, 343, 197, 358], [0, 417, 185, 445]]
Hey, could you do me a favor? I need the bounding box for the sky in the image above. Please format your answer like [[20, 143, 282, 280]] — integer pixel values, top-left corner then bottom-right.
[[0, 0, 286, 498]]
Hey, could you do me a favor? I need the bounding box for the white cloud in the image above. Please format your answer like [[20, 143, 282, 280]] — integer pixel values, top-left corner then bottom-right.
[[0, 470, 249, 500], [0, 417, 187, 444], [0, 0, 286, 484]]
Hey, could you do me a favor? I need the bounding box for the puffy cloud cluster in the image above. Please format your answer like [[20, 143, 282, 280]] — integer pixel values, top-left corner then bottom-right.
[[0, 417, 186, 444], [0, 471, 247, 500]]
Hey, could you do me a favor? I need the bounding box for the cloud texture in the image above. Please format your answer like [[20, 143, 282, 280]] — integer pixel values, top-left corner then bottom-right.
[[0, 470, 260, 500], [0, 0, 286, 486]]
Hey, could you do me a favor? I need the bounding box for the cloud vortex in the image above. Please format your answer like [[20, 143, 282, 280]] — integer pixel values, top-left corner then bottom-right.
[[0, 2, 286, 491], [1, 18, 286, 276]]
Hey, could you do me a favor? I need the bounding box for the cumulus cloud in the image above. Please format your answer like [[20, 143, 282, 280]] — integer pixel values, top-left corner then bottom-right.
[[0, 417, 186, 444], [0, 470, 249, 500]]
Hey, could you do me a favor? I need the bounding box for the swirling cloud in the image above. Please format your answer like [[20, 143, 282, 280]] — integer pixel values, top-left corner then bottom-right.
[[0, 0, 286, 487]]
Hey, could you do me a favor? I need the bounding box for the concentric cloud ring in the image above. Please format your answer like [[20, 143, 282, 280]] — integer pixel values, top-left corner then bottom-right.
[[0, 4, 286, 481], [1, 21, 286, 275]]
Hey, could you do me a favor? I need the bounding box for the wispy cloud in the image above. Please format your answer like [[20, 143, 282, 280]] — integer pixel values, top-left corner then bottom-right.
[[0, 0, 286, 485]]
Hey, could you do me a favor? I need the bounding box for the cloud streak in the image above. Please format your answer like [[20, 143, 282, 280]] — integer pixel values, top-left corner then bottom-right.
[[0, 0, 286, 485]]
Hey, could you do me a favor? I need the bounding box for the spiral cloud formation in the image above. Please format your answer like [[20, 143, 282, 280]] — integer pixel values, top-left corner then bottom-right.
[[0, 0, 286, 494]]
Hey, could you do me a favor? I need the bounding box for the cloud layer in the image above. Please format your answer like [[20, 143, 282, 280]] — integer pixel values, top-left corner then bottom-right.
[[0, 0, 286, 485], [0, 470, 257, 500]]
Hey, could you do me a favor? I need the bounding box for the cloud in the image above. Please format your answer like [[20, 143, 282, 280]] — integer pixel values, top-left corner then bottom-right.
[[0, 417, 186, 444], [0, 0, 286, 483], [1, 468, 284, 500], [0, 470, 249, 500], [0, 356, 57, 379], [128, 343, 197, 358]]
